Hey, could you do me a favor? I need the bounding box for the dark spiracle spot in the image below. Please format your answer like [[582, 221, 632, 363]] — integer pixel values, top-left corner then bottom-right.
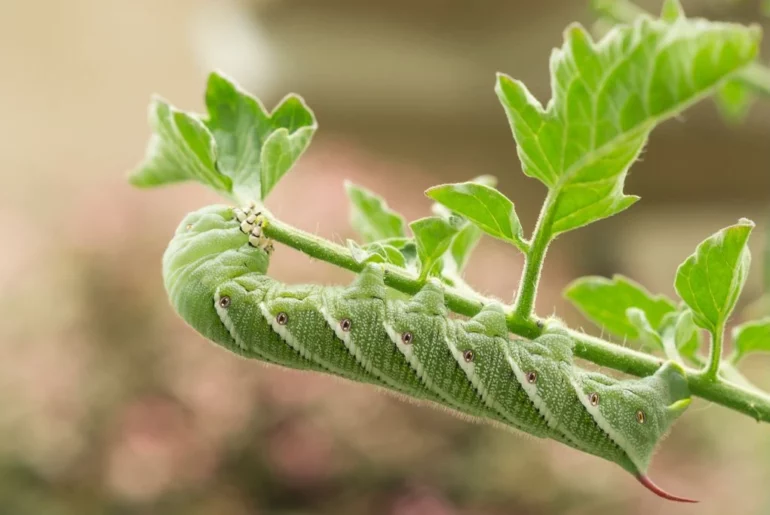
[[463, 349, 474, 363], [340, 318, 352, 332], [218, 296, 231, 309], [276, 312, 288, 325], [536, 320, 544, 329], [589, 392, 600, 406], [526, 371, 537, 384], [401, 332, 413, 345], [636, 410, 646, 424]]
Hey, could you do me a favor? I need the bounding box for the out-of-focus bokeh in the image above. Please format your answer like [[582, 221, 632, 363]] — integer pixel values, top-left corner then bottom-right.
[[2, 0, 770, 513]]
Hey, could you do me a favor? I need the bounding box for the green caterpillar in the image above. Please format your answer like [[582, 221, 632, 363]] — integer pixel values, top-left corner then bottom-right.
[[165, 203, 695, 503]]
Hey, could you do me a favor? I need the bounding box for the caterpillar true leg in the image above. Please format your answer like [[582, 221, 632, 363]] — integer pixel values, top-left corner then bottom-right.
[[233, 203, 273, 252]]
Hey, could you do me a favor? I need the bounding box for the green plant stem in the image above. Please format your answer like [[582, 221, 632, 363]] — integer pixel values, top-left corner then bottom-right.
[[704, 322, 726, 380], [263, 217, 541, 337], [570, 329, 770, 421], [262, 213, 770, 423], [513, 192, 555, 319], [594, 0, 770, 98]]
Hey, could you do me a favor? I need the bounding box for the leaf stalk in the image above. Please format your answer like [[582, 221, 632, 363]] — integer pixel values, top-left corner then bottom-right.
[[513, 191, 555, 319], [704, 321, 726, 380]]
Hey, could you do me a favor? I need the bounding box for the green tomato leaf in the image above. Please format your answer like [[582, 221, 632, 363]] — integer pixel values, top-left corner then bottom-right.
[[129, 97, 231, 194], [370, 237, 412, 248], [673, 309, 701, 359], [371, 238, 418, 271], [347, 240, 406, 268], [345, 181, 407, 243], [731, 318, 770, 362], [714, 79, 754, 124], [399, 241, 419, 273], [626, 308, 664, 351], [675, 219, 754, 334], [564, 274, 676, 339], [448, 223, 482, 273], [660, 0, 684, 22], [658, 308, 702, 364], [432, 175, 497, 221], [496, 13, 759, 235], [431, 175, 498, 274], [410, 216, 460, 280], [426, 182, 526, 252], [130, 72, 316, 203], [365, 241, 408, 268], [204, 72, 316, 202]]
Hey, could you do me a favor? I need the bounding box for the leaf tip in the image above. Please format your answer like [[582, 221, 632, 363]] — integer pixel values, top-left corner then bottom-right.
[[126, 170, 146, 188], [273, 92, 319, 130], [660, 0, 685, 23], [494, 72, 519, 93], [206, 69, 230, 87], [564, 22, 593, 46], [623, 195, 641, 209], [204, 69, 245, 104], [424, 184, 443, 199], [147, 94, 170, 118], [495, 73, 542, 113]]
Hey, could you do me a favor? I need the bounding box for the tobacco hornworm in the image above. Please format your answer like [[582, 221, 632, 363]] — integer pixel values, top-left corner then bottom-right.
[[164, 203, 695, 502]]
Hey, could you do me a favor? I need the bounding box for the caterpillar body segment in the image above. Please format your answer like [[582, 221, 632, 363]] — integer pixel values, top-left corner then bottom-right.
[[163, 205, 269, 355], [572, 362, 692, 474], [322, 270, 448, 403], [163, 204, 695, 502], [383, 283, 503, 421], [511, 336, 636, 471], [447, 306, 552, 438]]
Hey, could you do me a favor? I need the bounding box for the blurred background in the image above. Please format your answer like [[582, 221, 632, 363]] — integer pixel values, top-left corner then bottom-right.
[[2, 0, 770, 513]]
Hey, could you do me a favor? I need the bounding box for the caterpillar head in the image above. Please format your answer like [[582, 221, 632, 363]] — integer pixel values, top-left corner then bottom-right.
[[574, 362, 694, 502], [163, 205, 268, 353]]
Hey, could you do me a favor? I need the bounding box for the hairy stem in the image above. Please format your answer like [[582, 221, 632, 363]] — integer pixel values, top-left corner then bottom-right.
[[595, 0, 770, 98], [261, 213, 770, 423], [513, 192, 555, 319], [262, 217, 541, 337], [704, 322, 726, 380]]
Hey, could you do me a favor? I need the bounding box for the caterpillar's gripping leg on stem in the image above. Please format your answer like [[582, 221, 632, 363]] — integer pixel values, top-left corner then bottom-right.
[[234, 203, 273, 252]]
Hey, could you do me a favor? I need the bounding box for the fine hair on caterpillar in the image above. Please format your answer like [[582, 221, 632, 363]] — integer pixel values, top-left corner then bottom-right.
[[163, 203, 696, 503]]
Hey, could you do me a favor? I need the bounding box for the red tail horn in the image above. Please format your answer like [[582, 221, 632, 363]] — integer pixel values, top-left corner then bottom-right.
[[636, 475, 698, 503]]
